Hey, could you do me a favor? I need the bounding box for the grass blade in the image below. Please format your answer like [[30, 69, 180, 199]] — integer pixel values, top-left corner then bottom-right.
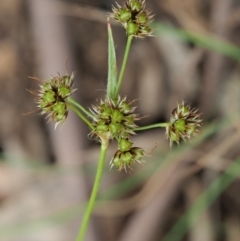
[[162, 157, 240, 241], [107, 19, 117, 99], [153, 22, 240, 62]]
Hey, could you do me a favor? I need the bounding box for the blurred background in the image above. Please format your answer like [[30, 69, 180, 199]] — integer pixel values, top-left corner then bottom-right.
[[1, 0, 240, 241]]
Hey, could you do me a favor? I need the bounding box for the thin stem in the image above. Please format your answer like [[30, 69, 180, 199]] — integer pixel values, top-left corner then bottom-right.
[[134, 123, 170, 131], [75, 140, 109, 241], [114, 134, 120, 142], [68, 97, 95, 119], [69, 104, 94, 130], [115, 35, 133, 96]]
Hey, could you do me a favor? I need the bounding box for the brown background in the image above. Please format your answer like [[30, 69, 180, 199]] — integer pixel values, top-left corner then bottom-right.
[[1, 0, 240, 241]]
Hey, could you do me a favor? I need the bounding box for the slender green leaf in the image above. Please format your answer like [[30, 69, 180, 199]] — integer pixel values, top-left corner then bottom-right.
[[153, 22, 240, 61], [107, 20, 117, 99], [162, 157, 240, 241]]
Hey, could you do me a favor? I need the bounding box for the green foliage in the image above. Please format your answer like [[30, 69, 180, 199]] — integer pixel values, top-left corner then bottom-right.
[[162, 157, 240, 241], [111, 0, 153, 38], [107, 21, 117, 99], [153, 22, 240, 61]]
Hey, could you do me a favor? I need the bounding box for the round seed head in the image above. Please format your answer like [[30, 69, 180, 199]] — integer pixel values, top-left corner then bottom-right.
[[119, 138, 133, 152], [129, 0, 143, 12], [112, 109, 124, 122], [58, 86, 71, 98], [42, 90, 55, 103], [136, 12, 148, 24], [119, 9, 132, 22], [121, 152, 133, 164], [127, 22, 139, 35], [173, 119, 186, 132], [109, 122, 122, 134], [96, 124, 109, 132]]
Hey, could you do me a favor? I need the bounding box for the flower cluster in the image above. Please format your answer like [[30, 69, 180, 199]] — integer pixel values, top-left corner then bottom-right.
[[90, 96, 145, 171], [110, 0, 153, 38], [35, 73, 75, 127], [166, 102, 202, 146], [110, 139, 144, 171], [90, 96, 139, 139], [29, 0, 203, 173]]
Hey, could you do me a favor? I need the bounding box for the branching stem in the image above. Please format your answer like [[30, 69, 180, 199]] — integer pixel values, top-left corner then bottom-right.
[[69, 97, 95, 119], [134, 122, 170, 131], [75, 140, 109, 241], [69, 104, 94, 130]]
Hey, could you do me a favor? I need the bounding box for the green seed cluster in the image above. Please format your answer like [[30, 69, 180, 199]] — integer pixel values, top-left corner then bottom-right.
[[166, 102, 202, 146], [90, 96, 145, 171], [90, 96, 139, 139], [36, 73, 75, 127], [110, 0, 153, 38], [110, 139, 144, 172]]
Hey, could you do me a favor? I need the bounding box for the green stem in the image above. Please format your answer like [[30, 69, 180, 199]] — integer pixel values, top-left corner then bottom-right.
[[134, 123, 170, 131], [75, 140, 109, 241], [69, 104, 94, 130], [114, 134, 120, 143], [68, 98, 95, 119], [115, 35, 133, 96]]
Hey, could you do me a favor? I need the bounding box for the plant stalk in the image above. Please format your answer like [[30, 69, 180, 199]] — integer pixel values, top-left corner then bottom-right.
[[69, 104, 94, 130], [134, 123, 170, 131], [115, 35, 133, 96], [69, 98, 95, 119], [75, 139, 109, 241]]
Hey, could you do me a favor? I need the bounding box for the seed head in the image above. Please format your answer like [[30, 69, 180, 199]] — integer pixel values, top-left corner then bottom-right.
[[166, 102, 202, 146], [33, 73, 76, 127], [90, 96, 140, 140], [110, 0, 153, 38], [110, 139, 145, 172]]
